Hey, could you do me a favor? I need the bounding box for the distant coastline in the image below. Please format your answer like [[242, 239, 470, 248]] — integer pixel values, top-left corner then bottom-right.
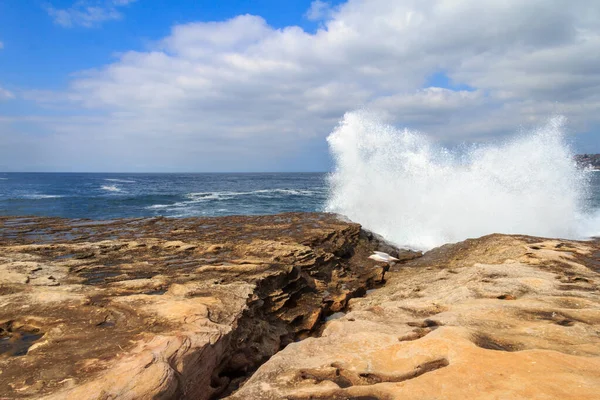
[[575, 154, 600, 171]]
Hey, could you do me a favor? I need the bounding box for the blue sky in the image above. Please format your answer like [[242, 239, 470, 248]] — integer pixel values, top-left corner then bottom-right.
[[0, 0, 599, 172], [0, 1, 337, 89]]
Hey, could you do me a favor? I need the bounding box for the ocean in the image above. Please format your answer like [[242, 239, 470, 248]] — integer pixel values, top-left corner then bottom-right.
[[1, 172, 599, 221], [0, 173, 328, 220], [0, 170, 599, 249]]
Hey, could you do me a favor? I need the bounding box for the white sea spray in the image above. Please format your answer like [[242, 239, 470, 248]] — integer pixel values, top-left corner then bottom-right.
[[326, 111, 594, 250]]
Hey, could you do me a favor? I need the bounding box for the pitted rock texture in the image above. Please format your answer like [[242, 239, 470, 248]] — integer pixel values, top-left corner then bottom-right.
[[0, 213, 418, 399], [228, 234, 600, 400]]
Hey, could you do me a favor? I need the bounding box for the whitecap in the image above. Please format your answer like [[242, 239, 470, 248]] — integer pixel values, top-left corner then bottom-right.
[[146, 204, 170, 209], [185, 189, 319, 200], [186, 192, 229, 201], [24, 194, 64, 199], [101, 185, 122, 192], [255, 189, 316, 196], [104, 178, 136, 183], [144, 188, 322, 215]]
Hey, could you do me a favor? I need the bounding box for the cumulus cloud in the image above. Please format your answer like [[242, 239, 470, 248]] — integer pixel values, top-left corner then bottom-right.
[[306, 1, 333, 21], [14, 0, 600, 171], [46, 0, 137, 28]]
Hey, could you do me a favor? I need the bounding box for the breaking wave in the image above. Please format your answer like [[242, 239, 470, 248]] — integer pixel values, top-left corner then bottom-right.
[[326, 111, 596, 250], [186, 189, 320, 200], [145, 189, 324, 213], [101, 185, 122, 192], [23, 194, 64, 199]]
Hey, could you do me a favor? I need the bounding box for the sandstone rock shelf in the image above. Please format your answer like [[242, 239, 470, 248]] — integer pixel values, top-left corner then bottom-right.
[[229, 234, 600, 400], [0, 213, 419, 399], [2, 214, 600, 399]]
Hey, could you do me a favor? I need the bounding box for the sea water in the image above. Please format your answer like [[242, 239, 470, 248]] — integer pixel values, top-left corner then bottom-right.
[[0, 173, 327, 220]]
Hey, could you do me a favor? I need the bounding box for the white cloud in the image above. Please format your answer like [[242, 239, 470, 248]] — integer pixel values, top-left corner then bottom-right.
[[14, 0, 600, 171], [0, 87, 15, 100], [0, 40, 14, 101], [46, 0, 137, 28], [306, 1, 332, 21]]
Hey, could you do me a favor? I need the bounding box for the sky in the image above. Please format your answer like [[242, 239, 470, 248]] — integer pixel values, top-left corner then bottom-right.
[[0, 0, 599, 172]]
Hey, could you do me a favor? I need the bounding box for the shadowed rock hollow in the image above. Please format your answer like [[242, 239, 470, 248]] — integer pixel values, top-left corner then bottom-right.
[[0, 213, 417, 399]]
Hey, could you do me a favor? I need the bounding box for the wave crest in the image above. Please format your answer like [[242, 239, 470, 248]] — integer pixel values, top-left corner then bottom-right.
[[104, 178, 136, 183], [23, 194, 64, 199], [101, 185, 122, 192]]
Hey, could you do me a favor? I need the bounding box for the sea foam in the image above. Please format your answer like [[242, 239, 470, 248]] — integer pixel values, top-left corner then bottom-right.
[[24, 194, 64, 199], [101, 185, 122, 192], [186, 189, 320, 200], [104, 178, 136, 183], [326, 111, 595, 250], [145, 189, 322, 213]]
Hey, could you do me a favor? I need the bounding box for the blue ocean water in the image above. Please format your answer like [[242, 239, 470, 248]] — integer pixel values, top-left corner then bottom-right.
[[0, 173, 328, 219]]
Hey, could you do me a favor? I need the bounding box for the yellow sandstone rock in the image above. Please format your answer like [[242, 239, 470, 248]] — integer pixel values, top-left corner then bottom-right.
[[229, 235, 600, 400], [0, 213, 399, 399]]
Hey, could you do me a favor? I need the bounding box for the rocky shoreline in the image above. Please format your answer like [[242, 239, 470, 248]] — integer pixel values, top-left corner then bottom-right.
[[576, 154, 600, 170], [0, 213, 599, 399]]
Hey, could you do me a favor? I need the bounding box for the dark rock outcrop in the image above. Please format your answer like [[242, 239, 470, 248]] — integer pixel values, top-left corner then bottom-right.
[[576, 153, 600, 169]]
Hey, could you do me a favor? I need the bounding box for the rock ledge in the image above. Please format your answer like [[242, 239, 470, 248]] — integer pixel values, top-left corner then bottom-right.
[[230, 234, 600, 400], [0, 213, 417, 399]]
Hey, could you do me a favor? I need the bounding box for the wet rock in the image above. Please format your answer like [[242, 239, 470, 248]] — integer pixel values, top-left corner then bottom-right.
[[0, 321, 44, 357], [0, 213, 410, 399], [575, 153, 600, 169]]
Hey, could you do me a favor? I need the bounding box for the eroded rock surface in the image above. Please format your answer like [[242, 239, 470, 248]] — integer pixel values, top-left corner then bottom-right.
[[229, 234, 600, 400], [0, 213, 419, 399]]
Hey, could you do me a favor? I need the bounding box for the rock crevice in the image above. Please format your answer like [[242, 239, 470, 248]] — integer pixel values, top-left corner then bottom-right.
[[0, 213, 419, 399], [229, 234, 600, 400]]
